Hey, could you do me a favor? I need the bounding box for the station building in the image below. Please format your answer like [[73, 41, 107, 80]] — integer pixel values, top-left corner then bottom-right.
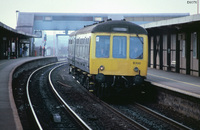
[[142, 14, 200, 77], [0, 22, 35, 60]]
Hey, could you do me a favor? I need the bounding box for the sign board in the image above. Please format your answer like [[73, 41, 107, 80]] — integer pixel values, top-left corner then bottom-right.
[[20, 39, 31, 44], [34, 30, 42, 38]]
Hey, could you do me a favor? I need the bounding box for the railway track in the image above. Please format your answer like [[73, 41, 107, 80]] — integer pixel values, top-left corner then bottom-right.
[[68, 65, 193, 129], [23, 61, 194, 129], [26, 62, 91, 129], [49, 64, 92, 130], [134, 103, 192, 129], [89, 97, 192, 130], [110, 101, 192, 130], [62, 63, 193, 129], [51, 64, 147, 129], [99, 101, 148, 130]]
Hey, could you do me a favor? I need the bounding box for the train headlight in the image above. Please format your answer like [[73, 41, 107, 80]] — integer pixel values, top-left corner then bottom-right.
[[99, 65, 105, 71], [134, 67, 139, 72]]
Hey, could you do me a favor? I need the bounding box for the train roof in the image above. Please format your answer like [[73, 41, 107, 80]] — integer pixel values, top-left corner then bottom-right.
[[69, 20, 147, 36]]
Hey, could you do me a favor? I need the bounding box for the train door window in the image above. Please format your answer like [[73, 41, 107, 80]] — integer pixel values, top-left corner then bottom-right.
[[83, 38, 86, 59], [71, 39, 75, 56], [80, 45, 83, 58], [96, 36, 110, 58], [113, 36, 127, 58], [86, 38, 89, 55], [76, 45, 79, 57], [129, 37, 143, 59], [68, 39, 72, 55]]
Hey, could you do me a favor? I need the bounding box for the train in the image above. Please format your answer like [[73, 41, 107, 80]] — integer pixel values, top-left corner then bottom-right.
[[68, 20, 148, 98]]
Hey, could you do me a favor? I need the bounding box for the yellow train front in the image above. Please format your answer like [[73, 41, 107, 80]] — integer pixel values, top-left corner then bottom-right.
[[68, 20, 148, 98]]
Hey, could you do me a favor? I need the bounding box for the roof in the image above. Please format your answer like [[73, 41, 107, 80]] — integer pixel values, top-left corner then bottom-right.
[[141, 14, 200, 29], [0, 22, 36, 38], [70, 20, 148, 36]]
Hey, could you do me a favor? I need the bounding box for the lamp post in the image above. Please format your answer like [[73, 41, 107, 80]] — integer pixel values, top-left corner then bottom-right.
[[16, 10, 19, 29], [197, 0, 199, 14]]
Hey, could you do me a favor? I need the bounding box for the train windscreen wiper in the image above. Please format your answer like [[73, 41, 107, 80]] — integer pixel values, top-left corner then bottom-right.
[[136, 34, 144, 44]]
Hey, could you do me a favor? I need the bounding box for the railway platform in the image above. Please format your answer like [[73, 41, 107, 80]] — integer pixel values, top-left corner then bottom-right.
[[146, 68, 200, 98], [0, 57, 58, 130]]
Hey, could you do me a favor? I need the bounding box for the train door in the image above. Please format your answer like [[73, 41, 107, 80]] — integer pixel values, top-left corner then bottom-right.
[[190, 32, 199, 76]]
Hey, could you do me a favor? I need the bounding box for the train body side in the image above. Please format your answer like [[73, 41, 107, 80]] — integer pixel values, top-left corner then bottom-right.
[[68, 34, 91, 73]]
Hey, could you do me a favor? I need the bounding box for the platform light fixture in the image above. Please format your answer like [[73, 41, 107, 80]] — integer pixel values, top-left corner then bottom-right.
[[16, 10, 19, 28]]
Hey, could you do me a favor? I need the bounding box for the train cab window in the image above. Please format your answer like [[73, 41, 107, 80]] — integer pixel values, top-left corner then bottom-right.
[[113, 36, 127, 58], [130, 37, 143, 59], [96, 36, 110, 58]]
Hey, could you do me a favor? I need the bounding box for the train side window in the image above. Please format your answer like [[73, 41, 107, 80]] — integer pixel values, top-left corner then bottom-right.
[[130, 37, 143, 59], [96, 36, 110, 58], [113, 36, 127, 58]]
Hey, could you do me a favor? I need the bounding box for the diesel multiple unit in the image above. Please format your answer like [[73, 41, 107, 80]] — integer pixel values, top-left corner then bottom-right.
[[68, 20, 148, 98]]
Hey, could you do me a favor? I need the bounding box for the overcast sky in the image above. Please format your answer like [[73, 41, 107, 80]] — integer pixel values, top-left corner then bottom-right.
[[0, 0, 198, 28]]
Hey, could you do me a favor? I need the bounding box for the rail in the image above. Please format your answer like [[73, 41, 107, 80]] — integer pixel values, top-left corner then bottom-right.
[[48, 64, 92, 130], [134, 103, 192, 130]]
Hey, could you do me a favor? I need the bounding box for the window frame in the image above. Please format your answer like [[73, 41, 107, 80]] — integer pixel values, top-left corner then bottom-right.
[[95, 35, 110, 58], [112, 36, 127, 59], [129, 36, 144, 59]]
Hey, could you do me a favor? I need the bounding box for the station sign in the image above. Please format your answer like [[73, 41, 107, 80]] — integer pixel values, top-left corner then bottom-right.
[[34, 30, 42, 38], [20, 39, 31, 44]]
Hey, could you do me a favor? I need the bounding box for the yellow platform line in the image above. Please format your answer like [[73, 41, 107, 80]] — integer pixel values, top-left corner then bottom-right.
[[148, 73, 200, 88]]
